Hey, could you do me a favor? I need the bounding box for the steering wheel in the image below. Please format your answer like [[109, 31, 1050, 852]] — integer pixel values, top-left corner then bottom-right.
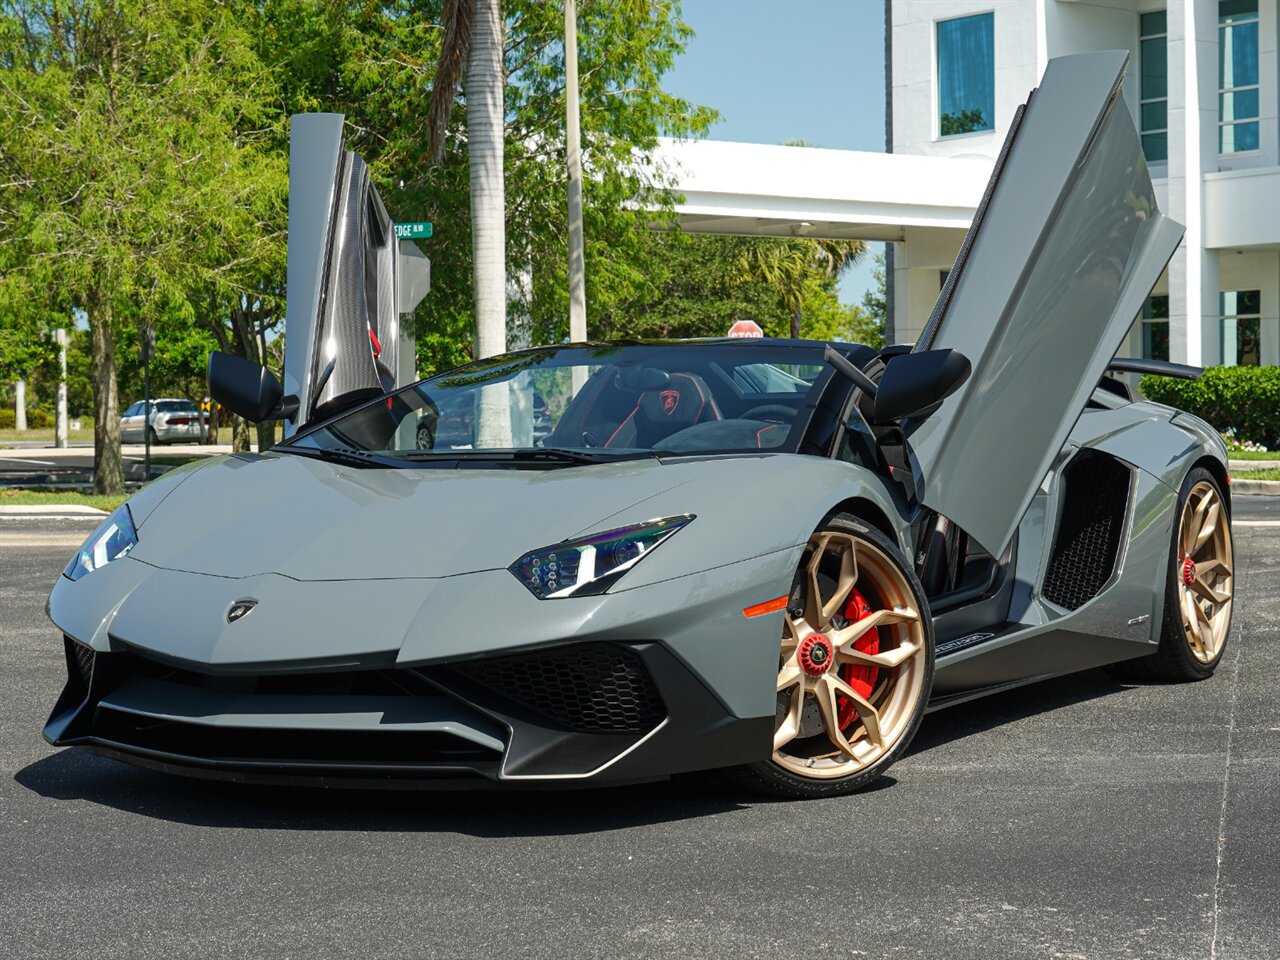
[[741, 404, 798, 423]]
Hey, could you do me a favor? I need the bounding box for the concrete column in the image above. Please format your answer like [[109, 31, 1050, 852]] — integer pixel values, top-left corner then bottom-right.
[[55, 328, 69, 448], [1165, 0, 1222, 366], [14, 379, 26, 430]]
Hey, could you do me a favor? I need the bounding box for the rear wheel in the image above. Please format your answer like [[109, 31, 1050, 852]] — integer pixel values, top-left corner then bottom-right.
[[1112, 467, 1233, 682], [147, 427, 160, 447], [733, 515, 934, 799]]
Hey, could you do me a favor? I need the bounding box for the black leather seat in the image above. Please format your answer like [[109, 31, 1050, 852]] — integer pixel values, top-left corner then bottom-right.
[[604, 372, 722, 448]]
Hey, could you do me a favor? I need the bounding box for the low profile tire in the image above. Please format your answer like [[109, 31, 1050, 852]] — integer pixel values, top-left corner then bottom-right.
[[731, 514, 934, 799], [416, 424, 434, 450], [1111, 466, 1233, 683]]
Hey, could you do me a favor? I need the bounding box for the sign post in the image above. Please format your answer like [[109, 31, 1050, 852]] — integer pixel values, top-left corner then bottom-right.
[[140, 325, 155, 482]]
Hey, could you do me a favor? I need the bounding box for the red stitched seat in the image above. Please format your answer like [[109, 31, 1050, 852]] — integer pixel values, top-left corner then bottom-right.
[[605, 372, 722, 448]]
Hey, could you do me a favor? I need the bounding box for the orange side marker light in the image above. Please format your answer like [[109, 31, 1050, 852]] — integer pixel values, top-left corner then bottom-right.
[[743, 595, 789, 618]]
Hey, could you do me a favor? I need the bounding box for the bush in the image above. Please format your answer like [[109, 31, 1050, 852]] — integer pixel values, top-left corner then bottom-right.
[[1141, 366, 1280, 449], [0, 409, 12, 429]]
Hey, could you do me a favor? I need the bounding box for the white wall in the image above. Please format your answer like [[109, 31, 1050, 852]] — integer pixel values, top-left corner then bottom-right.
[[891, 0, 1040, 159]]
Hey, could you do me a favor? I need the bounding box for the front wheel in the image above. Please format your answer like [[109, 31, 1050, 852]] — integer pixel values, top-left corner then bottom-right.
[[733, 515, 934, 799]]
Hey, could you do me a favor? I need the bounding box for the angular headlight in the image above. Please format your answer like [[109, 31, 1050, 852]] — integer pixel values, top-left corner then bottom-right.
[[510, 515, 693, 599], [64, 504, 138, 581]]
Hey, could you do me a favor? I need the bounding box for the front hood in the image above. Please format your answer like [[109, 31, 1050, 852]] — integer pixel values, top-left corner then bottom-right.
[[127, 451, 713, 580]]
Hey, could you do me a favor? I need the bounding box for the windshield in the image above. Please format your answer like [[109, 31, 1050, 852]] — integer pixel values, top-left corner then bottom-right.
[[285, 343, 831, 463]]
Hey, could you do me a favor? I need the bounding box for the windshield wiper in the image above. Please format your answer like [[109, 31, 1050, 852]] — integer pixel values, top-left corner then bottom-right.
[[401, 447, 668, 465]]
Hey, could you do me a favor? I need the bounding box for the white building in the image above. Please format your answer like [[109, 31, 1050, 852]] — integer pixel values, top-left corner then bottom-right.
[[889, 0, 1279, 366], [659, 0, 1279, 366]]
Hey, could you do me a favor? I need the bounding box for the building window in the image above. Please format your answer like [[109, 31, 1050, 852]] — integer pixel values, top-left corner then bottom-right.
[[1141, 295, 1170, 361], [1219, 0, 1260, 154], [1221, 290, 1262, 366], [1139, 11, 1168, 162], [937, 13, 994, 137]]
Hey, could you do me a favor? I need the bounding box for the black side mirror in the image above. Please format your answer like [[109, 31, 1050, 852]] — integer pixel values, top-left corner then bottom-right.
[[873, 349, 971, 422], [207, 352, 299, 423]]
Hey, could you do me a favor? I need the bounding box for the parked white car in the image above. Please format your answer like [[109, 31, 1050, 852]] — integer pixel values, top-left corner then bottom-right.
[[119, 399, 207, 445]]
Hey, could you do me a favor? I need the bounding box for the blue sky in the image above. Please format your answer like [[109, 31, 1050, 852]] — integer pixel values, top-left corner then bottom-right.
[[664, 0, 887, 304]]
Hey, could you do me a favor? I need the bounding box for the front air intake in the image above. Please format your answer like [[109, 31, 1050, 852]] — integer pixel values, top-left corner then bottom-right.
[[452, 643, 664, 734], [1041, 451, 1132, 610]]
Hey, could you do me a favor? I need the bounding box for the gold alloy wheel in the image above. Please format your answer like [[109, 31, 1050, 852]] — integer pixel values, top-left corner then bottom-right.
[[773, 532, 928, 779], [1177, 480, 1234, 664]]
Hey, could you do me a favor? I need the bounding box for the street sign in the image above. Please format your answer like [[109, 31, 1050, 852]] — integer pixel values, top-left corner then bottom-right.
[[394, 222, 433, 240], [727, 319, 764, 338]]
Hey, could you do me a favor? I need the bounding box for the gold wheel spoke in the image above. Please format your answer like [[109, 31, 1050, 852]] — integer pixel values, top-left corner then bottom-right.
[[837, 640, 921, 670], [777, 660, 803, 692], [1192, 500, 1220, 555], [831, 606, 919, 653], [813, 676, 860, 760], [781, 613, 801, 655], [1182, 588, 1206, 655], [773, 683, 806, 751], [1189, 575, 1229, 606], [1196, 557, 1232, 579], [828, 674, 884, 749], [803, 535, 828, 629], [820, 539, 858, 625]]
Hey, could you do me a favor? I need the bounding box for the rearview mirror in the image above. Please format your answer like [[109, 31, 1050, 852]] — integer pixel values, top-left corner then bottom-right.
[[873, 349, 971, 422], [207, 352, 299, 423]]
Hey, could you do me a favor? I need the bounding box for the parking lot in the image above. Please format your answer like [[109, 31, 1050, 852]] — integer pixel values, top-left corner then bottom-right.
[[2, 502, 1277, 960]]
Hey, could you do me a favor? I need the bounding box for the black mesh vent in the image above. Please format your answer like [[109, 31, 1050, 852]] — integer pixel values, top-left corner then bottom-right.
[[1042, 452, 1131, 610], [454, 644, 664, 734], [67, 637, 94, 688]]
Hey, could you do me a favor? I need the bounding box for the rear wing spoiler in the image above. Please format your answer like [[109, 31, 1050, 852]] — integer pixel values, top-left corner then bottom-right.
[[1106, 358, 1203, 381]]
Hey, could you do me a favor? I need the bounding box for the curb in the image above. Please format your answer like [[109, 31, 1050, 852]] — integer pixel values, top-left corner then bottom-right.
[[0, 504, 108, 518], [1229, 459, 1280, 472], [1230, 479, 1280, 496]]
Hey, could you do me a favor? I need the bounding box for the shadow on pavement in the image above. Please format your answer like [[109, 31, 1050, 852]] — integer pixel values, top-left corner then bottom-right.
[[15, 749, 748, 835], [909, 666, 1131, 755]]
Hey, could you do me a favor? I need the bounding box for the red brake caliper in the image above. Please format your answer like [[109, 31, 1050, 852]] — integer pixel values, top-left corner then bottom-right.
[[836, 588, 879, 729]]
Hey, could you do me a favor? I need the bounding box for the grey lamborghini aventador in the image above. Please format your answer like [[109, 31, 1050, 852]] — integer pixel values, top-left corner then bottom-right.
[[43, 51, 1237, 798]]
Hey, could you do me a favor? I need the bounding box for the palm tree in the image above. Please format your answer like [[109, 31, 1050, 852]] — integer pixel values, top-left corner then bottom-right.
[[739, 238, 866, 338], [565, 0, 587, 343], [425, 0, 506, 362]]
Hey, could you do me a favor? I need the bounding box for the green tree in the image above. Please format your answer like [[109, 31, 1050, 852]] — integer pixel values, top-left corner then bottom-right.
[[0, 1, 287, 491]]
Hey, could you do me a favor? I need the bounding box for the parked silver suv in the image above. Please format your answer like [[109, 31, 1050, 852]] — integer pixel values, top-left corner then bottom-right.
[[120, 399, 207, 445]]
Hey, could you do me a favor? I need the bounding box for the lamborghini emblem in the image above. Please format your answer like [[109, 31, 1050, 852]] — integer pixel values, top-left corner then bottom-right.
[[660, 390, 680, 416], [226, 600, 257, 624]]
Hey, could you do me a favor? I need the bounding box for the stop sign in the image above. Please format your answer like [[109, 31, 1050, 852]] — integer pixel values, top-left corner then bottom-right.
[[726, 319, 764, 338]]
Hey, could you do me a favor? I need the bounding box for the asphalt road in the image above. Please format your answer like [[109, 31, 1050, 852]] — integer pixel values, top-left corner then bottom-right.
[[2, 505, 1278, 960]]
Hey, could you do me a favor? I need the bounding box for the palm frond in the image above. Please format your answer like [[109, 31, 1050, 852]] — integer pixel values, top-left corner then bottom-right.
[[426, 0, 475, 165]]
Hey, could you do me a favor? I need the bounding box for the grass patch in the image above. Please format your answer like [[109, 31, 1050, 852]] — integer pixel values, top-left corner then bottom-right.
[[1234, 468, 1280, 482], [1225, 449, 1277, 461], [0, 488, 125, 511], [0, 427, 96, 444]]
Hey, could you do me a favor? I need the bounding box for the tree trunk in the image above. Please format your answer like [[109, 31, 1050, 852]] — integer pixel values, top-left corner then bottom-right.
[[468, 0, 511, 447], [256, 419, 275, 452], [90, 298, 124, 494], [468, 0, 506, 361], [791, 306, 802, 340], [565, 0, 587, 342], [233, 415, 250, 453]]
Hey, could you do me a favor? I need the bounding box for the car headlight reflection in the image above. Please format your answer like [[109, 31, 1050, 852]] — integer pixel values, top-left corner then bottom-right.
[[64, 504, 138, 581], [510, 515, 693, 599]]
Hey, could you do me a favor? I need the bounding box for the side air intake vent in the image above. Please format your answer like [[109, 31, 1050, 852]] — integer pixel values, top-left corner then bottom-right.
[[1041, 451, 1131, 610], [453, 644, 664, 734], [65, 636, 95, 691]]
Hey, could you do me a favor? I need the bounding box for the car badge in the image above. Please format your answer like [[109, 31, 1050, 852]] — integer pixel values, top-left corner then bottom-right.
[[660, 390, 680, 416], [226, 600, 257, 624]]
